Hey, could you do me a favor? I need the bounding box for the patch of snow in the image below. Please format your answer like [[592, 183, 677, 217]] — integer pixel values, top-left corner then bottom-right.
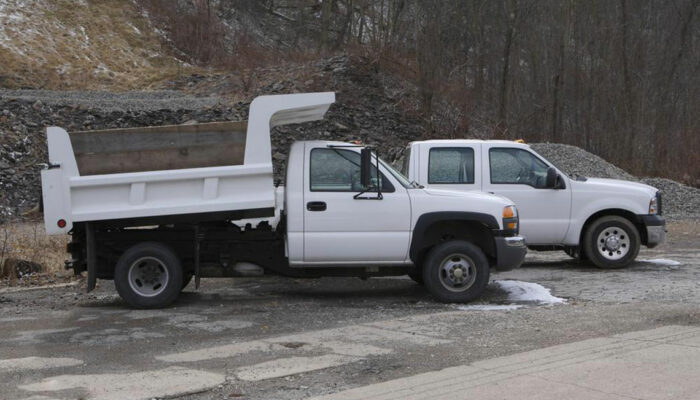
[[640, 258, 681, 266], [129, 22, 141, 35], [495, 280, 566, 305], [457, 304, 523, 311], [79, 25, 89, 47]]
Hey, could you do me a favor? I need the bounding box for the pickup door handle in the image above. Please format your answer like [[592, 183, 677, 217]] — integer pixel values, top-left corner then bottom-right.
[[306, 201, 327, 212]]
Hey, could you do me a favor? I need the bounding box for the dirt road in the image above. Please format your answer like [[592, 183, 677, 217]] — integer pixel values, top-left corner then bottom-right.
[[1, 221, 698, 399]]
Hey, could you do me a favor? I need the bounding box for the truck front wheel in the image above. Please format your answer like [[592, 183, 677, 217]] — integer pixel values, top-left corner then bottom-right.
[[422, 241, 490, 303], [583, 216, 640, 269], [114, 242, 183, 309]]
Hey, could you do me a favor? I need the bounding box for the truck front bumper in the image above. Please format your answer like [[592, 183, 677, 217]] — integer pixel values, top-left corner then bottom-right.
[[494, 236, 527, 271], [641, 215, 666, 248]]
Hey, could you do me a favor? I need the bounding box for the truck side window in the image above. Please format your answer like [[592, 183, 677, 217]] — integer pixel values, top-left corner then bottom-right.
[[310, 148, 394, 192], [428, 148, 475, 184], [489, 148, 549, 188]]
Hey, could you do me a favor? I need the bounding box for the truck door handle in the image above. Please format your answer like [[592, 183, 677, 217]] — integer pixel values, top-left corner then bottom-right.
[[306, 201, 327, 211]]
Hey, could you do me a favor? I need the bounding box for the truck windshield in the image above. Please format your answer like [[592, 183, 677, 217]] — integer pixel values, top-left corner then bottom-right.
[[379, 158, 415, 188]]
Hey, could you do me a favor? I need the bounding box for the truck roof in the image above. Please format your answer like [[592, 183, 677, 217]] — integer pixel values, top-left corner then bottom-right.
[[408, 139, 529, 146]]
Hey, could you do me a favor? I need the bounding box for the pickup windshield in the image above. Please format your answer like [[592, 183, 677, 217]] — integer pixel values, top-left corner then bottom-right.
[[379, 158, 414, 188]]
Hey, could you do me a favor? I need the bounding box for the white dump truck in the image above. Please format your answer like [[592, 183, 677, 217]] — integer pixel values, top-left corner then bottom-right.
[[41, 93, 526, 308], [399, 140, 666, 269]]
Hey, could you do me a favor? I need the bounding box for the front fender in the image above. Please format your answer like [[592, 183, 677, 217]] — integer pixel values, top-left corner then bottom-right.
[[565, 197, 646, 245], [409, 211, 499, 262]]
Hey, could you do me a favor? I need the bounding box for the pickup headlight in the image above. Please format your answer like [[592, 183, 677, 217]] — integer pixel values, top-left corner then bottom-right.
[[649, 195, 658, 215], [502, 206, 519, 235]]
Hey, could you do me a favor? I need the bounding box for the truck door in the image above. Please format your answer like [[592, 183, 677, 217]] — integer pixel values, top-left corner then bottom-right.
[[481, 144, 572, 245], [418, 143, 481, 191], [302, 145, 411, 264]]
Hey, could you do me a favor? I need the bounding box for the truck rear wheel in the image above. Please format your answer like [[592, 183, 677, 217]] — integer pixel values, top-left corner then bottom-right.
[[584, 216, 640, 269], [422, 241, 490, 303], [114, 242, 183, 309]]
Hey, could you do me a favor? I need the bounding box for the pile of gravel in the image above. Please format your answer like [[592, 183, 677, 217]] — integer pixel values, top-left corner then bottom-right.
[[530, 143, 636, 181], [640, 178, 700, 219], [531, 142, 699, 220]]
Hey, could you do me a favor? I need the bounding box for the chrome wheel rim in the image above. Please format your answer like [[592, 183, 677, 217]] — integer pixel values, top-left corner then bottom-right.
[[128, 257, 169, 297], [438, 253, 477, 292], [596, 226, 631, 260]]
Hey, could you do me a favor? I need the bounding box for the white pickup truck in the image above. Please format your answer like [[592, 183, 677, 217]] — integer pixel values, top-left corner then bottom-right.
[[40, 93, 526, 308], [400, 140, 666, 269]]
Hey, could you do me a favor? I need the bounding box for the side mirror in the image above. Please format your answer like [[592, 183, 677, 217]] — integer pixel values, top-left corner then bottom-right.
[[360, 148, 373, 189], [545, 167, 557, 189]]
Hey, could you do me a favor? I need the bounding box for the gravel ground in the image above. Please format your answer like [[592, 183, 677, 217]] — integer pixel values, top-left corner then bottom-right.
[[0, 221, 697, 400], [0, 90, 223, 112]]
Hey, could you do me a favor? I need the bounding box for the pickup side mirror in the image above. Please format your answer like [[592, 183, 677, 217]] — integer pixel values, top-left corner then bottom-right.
[[545, 167, 557, 189], [545, 167, 566, 189], [360, 148, 373, 189]]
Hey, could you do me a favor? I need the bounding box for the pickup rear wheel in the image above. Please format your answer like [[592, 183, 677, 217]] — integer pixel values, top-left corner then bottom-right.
[[584, 216, 640, 269], [114, 242, 183, 309], [422, 241, 490, 303]]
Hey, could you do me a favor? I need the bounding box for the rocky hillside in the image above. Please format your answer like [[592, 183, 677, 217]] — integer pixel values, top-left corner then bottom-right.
[[0, 56, 424, 220], [2, 55, 699, 223]]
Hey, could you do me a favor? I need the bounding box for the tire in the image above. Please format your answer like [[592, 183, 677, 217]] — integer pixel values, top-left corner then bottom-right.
[[422, 240, 490, 303], [583, 216, 640, 269], [114, 242, 183, 309], [408, 269, 424, 285]]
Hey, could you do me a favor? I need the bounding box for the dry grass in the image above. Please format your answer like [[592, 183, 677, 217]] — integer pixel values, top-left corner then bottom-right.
[[0, 0, 198, 90], [0, 222, 72, 287]]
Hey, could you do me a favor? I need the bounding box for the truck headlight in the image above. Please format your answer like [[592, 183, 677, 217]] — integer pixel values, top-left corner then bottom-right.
[[649, 196, 658, 215], [502, 206, 519, 235]]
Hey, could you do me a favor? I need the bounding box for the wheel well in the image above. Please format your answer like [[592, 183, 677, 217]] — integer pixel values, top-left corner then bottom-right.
[[579, 209, 645, 246], [413, 220, 495, 267]]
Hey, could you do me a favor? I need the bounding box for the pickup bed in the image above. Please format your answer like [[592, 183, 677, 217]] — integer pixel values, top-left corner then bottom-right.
[[41, 93, 526, 308], [400, 140, 666, 268]]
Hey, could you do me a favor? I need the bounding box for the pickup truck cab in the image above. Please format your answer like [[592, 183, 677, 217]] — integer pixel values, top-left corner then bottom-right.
[[400, 140, 666, 268], [41, 93, 526, 308]]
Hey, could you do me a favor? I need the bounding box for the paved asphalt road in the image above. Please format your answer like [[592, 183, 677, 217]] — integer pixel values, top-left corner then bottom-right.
[[0, 221, 698, 400]]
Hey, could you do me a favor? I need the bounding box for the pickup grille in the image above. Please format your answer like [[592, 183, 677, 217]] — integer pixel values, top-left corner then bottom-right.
[[656, 192, 663, 215]]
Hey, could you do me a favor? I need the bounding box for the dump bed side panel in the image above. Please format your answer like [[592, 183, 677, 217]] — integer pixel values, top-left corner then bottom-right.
[[70, 121, 247, 175]]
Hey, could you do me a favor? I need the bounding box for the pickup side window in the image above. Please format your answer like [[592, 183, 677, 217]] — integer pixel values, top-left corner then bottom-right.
[[310, 148, 394, 192], [489, 148, 549, 188], [428, 147, 475, 184]]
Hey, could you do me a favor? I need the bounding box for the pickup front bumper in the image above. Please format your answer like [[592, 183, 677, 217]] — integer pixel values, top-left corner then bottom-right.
[[640, 215, 666, 248], [494, 236, 527, 271]]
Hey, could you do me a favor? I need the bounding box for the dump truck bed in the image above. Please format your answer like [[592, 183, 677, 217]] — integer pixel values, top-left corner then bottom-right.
[[41, 92, 336, 235]]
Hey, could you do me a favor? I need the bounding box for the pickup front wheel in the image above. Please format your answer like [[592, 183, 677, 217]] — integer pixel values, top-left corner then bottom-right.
[[422, 241, 490, 303], [114, 242, 183, 309], [584, 216, 640, 269]]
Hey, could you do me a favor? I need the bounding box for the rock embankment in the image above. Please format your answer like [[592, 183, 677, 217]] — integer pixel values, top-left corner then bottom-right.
[[1, 56, 697, 221], [0, 57, 424, 220]]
